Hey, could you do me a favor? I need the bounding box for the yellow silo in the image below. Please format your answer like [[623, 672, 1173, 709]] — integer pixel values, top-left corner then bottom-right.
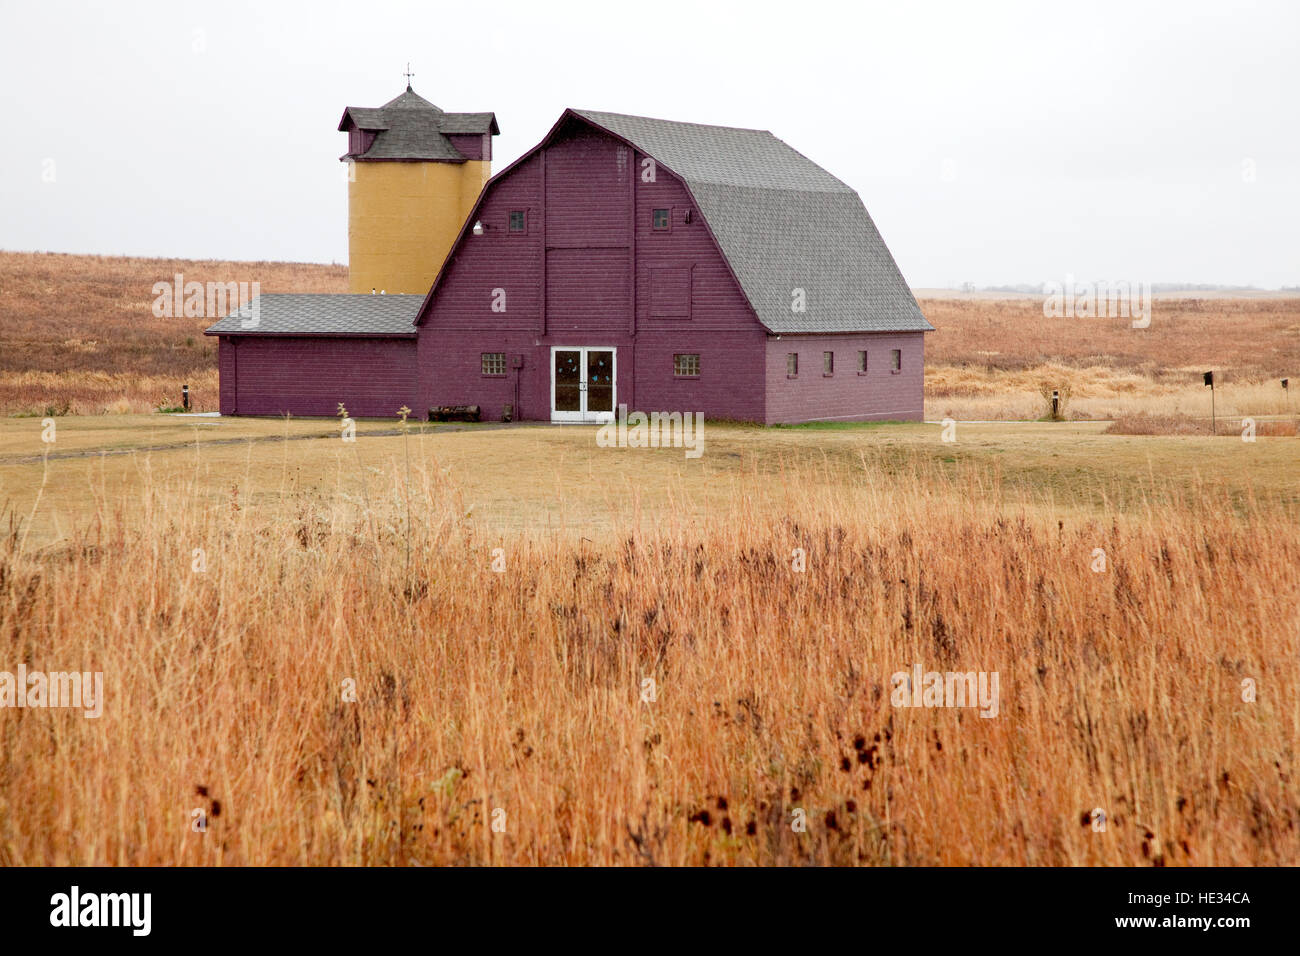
[[339, 86, 498, 294]]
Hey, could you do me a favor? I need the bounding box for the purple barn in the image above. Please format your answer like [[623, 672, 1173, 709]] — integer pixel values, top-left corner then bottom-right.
[[207, 101, 932, 424]]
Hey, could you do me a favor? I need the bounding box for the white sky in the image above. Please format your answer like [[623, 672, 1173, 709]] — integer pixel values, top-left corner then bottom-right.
[[1, 0, 1297, 288]]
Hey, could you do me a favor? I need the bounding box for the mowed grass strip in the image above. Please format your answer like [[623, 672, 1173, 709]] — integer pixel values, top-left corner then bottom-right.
[[2, 417, 1297, 546]]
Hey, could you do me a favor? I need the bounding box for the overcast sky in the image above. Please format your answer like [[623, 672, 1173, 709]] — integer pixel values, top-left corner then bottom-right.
[[2, 0, 1296, 288]]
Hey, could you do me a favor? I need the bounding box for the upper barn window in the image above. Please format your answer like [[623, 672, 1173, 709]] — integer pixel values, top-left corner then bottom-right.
[[891, 349, 902, 372], [652, 208, 670, 230], [823, 351, 834, 375], [508, 210, 526, 233]]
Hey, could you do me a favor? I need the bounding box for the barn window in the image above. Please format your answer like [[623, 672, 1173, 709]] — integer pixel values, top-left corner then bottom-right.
[[891, 349, 902, 372], [652, 208, 670, 230], [481, 352, 507, 376], [508, 210, 526, 233], [674, 353, 700, 377], [857, 350, 868, 373], [786, 353, 798, 377], [823, 351, 834, 375]]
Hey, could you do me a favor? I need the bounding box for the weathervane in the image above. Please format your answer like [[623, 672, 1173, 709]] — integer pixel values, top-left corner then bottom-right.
[[404, 62, 415, 90]]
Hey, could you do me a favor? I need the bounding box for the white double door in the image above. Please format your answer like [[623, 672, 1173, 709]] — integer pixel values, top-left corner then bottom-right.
[[550, 346, 616, 423]]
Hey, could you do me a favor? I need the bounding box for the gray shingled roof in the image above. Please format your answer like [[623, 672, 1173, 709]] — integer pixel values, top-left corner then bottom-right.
[[344, 107, 390, 130], [382, 89, 442, 112], [339, 87, 498, 163], [204, 294, 421, 336], [436, 112, 497, 134], [572, 109, 932, 335]]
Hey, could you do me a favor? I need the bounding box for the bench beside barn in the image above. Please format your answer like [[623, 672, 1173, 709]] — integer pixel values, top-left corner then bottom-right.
[[207, 94, 932, 424]]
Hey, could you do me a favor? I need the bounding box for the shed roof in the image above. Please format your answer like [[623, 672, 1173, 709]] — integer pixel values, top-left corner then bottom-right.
[[204, 294, 422, 337], [339, 86, 498, 162], [571, 109, 932, 334]]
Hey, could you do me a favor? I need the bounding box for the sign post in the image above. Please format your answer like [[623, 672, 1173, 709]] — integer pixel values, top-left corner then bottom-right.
[[1204, 371, 1215, 435]]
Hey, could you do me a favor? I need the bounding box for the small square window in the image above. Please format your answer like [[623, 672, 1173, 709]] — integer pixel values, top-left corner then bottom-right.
[[481, 352, 506, 376], [508, 210, 526, 233], [891, 349, 902, 372], [674, 353, 700, 377], [857, 350, 868, 373], [652, 208, 670, 230], [786, 352, 798, 376], [823, 351, 834, 375]]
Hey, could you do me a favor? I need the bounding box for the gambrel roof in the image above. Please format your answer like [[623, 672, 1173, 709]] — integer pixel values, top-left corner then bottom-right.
[[338, 87, 498, 163], [572, 110, 932, 335]]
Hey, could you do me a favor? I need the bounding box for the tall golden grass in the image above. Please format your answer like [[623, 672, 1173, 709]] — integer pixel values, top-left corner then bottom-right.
[[925, 366, 1299, 421], [923, 295, 1300, 377], [922, 296, 1300, 420], [2, 446, 1295, 865], [1105, 414, 1298, 437]]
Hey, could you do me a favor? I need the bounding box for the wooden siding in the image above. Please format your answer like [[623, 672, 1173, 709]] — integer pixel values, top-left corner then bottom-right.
[[544, 127, 631, 248], [633, 172, 756, 332], [419, 329, 766, 424], [763, 331, 926, 424], [218, 336, 417, 418], [545, 248, 629, 332], [446, 132, 490, 161]]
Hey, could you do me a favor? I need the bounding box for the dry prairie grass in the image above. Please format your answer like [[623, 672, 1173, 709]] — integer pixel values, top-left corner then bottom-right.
[[922, 297, 1300, 421], [1105, 414, 1299, 437], [922, 296, 1300, 377], [924, 365, 1299, 422], [2, 447, 1296, 866]]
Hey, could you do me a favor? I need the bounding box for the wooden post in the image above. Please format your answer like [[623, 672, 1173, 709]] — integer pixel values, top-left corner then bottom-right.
[[1204, 371, 1215, 434]]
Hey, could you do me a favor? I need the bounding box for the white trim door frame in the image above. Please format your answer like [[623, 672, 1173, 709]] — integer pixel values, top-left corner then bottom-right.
[[550, 346, 617, 423]]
